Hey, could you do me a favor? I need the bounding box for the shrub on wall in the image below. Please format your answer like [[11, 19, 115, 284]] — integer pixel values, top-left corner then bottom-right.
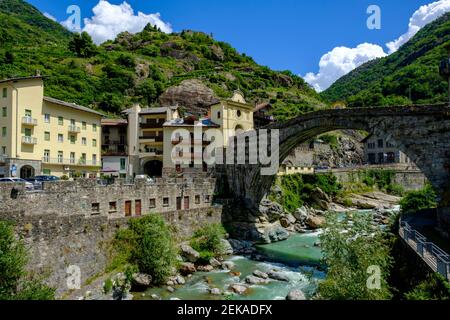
[[0, 221, 55, 300], [190, 224, 226, 263], [399, 184, 437, 214]]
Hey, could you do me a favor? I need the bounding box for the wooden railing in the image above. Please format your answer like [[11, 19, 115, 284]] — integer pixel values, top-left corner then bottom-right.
[[399, 220, 450, 281]]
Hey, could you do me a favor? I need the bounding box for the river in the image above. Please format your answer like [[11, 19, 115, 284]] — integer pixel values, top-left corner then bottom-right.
[[137, 232, 326, 300]]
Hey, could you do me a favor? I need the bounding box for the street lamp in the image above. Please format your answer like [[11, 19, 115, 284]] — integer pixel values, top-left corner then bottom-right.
[[439, 46, 450, 103]]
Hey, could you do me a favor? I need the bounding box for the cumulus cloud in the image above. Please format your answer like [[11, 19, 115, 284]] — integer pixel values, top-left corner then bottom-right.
[[303, 43, 387, 92], [386, 0, 450, 53], [69, 0, 172, 44], [43, 12, 57, 22]]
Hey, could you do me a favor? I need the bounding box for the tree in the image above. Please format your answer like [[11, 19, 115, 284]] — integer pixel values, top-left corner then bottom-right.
[[68, 32, 97, 58], [399, 184, 437, 214], [318, 213, 393, 300], [0, 221, 54, 300], [4, 51, 14, 64]]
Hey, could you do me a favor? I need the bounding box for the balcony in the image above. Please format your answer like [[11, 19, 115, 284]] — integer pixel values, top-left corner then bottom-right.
[[42, 157, 101, 167], [139, 149, 163, 158], [68, 125, 81, 133], [139, 135, 163, 142], [22, 116, 37, 126], [140, 120, 163, 129], [22, 136, 37, 145], [101, 143, 128, 156]]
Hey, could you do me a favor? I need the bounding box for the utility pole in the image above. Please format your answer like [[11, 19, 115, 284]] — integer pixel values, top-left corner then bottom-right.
[[439, 45, 450, 104]]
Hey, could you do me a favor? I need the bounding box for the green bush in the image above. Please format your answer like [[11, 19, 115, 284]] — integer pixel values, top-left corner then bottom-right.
[[190, 224, 226, 262], [0, 221, 55, 300], [405, 273, 450, 300], [399, 184, 437, 214], [386, 184, 405, 197], [318, 213, 393, 300]]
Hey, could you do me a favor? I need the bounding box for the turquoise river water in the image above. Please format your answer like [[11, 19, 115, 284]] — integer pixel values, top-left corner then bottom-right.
[[137, 232, 326, 300]]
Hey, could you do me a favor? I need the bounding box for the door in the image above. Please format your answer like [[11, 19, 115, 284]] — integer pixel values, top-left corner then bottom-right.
[[135, 200, 141, 216], [184, 196, 190, 210], [125, 201, 132, 217], [176, 197, 182, 210]]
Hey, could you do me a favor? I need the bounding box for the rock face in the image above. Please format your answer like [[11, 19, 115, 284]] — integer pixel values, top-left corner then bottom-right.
[[342, 192, 401, 210], [159, 79, 219, 116], [180, 244, 200, 263], [180, 262, 196, 275], [219, 239, 234, 256], [286, 289, 306, 300]]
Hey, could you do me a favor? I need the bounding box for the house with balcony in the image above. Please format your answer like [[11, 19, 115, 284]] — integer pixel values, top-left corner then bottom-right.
[[123, 104, 179, 177], [0, 76, 103, 178], [101, 119, 129, 178]]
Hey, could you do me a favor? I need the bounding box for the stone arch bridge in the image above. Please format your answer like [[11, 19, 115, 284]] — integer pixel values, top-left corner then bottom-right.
[[221, 104, 450, 234]]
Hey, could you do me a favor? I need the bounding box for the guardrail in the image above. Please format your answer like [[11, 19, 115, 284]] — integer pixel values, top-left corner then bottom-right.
[[399, 221, 450, 281]]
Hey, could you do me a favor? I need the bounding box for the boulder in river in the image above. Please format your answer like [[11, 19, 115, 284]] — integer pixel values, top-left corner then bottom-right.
[[305, 215, 325, 229], [180, 262, 196, 275], [222, 261, 235, 270], [245, 275, 270, 285], [253, 270, 269, 279], [220, 239, 234, 255], [180, 244, 200, 263], [198, 265, 214, 272], [286, 289, 306, 300], [209, 258, 221, 268], [132, 273, 152, 287], [268, 271, 290, 282], [229, 283, 249, 295], [209, 288, 221, 295]]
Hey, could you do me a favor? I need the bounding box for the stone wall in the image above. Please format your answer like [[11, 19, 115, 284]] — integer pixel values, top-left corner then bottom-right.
[[328, 168, 427, 191], [0, 178, 222, 297]]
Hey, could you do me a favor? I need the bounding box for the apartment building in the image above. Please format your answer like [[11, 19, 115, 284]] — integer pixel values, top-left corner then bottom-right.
[[124, 104, 179, 177], [0, 76, 102, 178], [101, 119, 128, 178]]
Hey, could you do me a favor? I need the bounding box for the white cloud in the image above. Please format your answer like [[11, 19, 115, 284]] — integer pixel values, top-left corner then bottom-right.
[[43, 12, 57, 22], [303, 43, 387, 92], [386, 0, 450, 53], [81, 0, 172, 44]]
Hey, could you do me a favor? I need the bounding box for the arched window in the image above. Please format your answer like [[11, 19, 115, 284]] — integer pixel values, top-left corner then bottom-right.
[[217, 111, 221, 119]]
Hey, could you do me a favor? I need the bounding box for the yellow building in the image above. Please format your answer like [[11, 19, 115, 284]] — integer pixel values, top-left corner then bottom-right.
[[0, 76, 103, 178], [210, 90, 254, 147]]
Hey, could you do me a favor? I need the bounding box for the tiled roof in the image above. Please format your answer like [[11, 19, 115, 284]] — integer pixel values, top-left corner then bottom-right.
[[44, 96, 104, 116]]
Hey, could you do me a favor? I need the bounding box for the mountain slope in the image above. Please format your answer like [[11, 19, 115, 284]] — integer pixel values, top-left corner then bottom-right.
[[321, 12, 450, 107], [0, 0, 326, 119]]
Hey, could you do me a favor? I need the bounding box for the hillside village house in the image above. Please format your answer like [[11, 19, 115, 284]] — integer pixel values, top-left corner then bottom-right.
[[101, 118, 129, 178], [362, 133, 413, 165], [0, 76, 102, 179], [162, 91, 256, 173]]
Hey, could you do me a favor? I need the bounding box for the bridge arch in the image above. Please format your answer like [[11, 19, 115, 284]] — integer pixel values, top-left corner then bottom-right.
[[222, 104, 450, 214]]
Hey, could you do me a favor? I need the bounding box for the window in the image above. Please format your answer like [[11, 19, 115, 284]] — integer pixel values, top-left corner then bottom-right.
[[368, 153, 376, 164], [58, 116, 64, 125], [58, 151, 63, 163], [70, 152, 75, 164], [109, 202, 117, 213], [149, 198, 156, 208], [377, 139, 383, 148], [25, 109, 32, 117], [1, 127, 6, 137], [82, 137, 87, 145], [58, 134, 64, 143], [92, 139, 97, 147], [2, 88, 6, 98], [82, 121, 87, 130], [386, 141, 394, 148], [1, 146, 6, 155], [2, 107, 6, 117], [163, 197, 169, 207], [81, 153, 86, 164], [24, 128, 31, 137], [44, 131, 50, 141], [367, 142, 375, 149], [43, 169, 51, 175], [92, 203, 100, 215], [120, 158, 126, 171], [205, 195, 210, 203], [93, 123, 97, 132], [44, 114, 50, 123], [70, 135, 76, 144], [237, 110, 242, 118], [70, 119, 76, 126], [378, 153, 384, 164], [217, 111, 221, 119], [195, 195, 200, 204], [92, 154, 97, 165], [43, 150, 50, 162]]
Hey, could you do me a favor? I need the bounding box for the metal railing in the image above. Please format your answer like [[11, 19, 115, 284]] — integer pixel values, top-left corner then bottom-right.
[[22, 136, 37, 144], [68, 125, 81, 133], [42, 157, 100, 166], [22, 116, 37, 126], [399, 221, 450, 281]]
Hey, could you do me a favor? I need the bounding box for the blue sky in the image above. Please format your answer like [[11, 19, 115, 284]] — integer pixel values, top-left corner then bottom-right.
[[26, 0, 450, 91]]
